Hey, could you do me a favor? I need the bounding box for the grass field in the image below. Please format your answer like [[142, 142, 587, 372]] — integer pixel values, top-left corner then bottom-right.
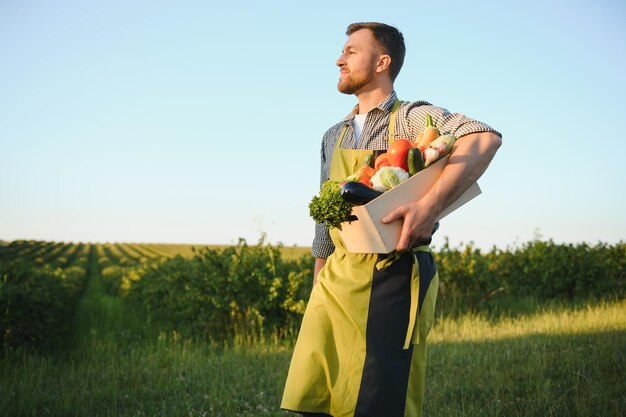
[[425, 302, 626, 416], [1, 265, 624, 416]]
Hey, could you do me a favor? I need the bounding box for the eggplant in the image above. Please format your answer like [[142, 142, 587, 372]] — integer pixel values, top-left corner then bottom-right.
[[340, 181, 383, 205]]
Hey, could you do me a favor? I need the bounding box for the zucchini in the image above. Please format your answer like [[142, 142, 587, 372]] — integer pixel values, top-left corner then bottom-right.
[[407, 148, 424, 175]]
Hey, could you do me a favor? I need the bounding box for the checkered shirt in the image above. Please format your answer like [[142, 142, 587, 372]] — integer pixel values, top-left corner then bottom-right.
[[312, 91, 502, 258]]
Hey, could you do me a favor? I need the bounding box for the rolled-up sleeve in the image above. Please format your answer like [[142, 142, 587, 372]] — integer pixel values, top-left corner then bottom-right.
[[312, 223, 335, 258], [312, 129, 336, 259], [405, 103, 502, 140]]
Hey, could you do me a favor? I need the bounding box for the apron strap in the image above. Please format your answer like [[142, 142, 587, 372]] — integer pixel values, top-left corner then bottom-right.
[[403, 245, 430, 349], [336, 125, 348, 150], [335, 98, 402, 150], [387, 98, 402, 147], [376, 245, 430, 350]]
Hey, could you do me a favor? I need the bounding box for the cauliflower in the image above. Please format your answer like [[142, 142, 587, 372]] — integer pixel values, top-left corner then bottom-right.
[[370, 166, 409, 191]]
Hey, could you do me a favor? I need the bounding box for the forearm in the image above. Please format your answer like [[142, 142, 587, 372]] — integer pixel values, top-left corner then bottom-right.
[[422, 131, 502, 216], [313, 258, 327, 286]]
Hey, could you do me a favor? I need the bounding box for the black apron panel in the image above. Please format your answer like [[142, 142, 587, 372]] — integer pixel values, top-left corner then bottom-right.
[[354, 251, 415, 417]]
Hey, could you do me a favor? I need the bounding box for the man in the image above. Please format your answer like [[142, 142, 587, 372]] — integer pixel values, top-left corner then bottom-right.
[[281, 22, 501, 417]]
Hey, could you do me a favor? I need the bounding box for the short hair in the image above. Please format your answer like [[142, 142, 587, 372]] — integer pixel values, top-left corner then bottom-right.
[[346, 22, 406, 81]]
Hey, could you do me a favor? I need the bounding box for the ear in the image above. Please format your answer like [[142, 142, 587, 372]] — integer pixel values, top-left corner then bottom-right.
[[375, 55, 391, 74]]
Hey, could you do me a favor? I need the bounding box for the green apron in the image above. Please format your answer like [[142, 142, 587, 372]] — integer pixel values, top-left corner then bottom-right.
[[281, 100, 439, 417]]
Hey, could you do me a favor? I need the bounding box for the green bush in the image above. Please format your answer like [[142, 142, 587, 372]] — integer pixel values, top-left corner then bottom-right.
[[434, 239, 625, 316], [100, 265, 125, 295], [0, 261, 87, 353], [128, 239, 313, 342]]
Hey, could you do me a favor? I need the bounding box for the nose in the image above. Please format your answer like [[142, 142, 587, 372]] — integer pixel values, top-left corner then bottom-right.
[[336, 52, 346, 68]]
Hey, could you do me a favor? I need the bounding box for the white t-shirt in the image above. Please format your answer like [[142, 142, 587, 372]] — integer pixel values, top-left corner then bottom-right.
[[353, 113, 367, 148]]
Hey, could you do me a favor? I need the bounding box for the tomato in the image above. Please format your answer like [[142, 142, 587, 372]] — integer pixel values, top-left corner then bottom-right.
[[360, 166, 376, 179], [387, 139, 412, 171], [356, 166, 376, 187], [374, 153, 390, 170]]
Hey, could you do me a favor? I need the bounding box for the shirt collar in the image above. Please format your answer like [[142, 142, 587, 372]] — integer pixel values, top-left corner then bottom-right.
[[342, 91, 399, 123]]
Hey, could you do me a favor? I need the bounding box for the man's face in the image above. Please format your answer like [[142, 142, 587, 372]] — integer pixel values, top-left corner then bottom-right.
[[336, 29, 382, 95]]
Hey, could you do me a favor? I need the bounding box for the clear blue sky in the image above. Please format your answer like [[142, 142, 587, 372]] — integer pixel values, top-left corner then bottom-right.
[[1, 0, 625, 251]]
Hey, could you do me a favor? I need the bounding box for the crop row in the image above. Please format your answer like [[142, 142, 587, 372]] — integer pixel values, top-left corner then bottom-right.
[[0, 244, 92, 352]]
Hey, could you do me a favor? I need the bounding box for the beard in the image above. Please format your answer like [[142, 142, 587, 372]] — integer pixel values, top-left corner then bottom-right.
[[337, 67, 375, 95]]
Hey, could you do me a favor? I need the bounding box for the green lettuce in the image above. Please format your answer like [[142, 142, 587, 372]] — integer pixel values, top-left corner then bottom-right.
[[308, 180, 354, 230]]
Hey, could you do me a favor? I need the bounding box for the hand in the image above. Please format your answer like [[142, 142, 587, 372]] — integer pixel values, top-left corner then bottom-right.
[[382, 199, 437, 251]]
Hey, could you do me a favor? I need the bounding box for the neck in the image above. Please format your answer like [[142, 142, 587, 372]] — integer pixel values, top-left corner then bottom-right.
[[355, 83, 393, 115]]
